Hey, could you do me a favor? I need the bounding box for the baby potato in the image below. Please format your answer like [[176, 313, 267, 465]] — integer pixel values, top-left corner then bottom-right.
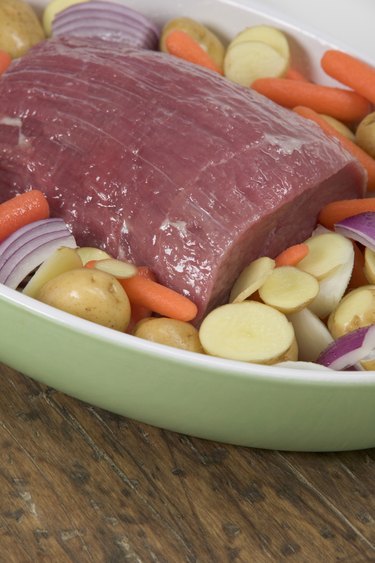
[[355, 111, 375, 158], [0, 0, 45, 58], [160, 17, 225, 70], [133, 317, 204, 353], [37, 268, 131, 331]]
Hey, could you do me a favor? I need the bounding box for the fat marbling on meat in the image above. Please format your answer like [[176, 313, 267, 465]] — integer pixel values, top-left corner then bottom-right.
[[0, 37, 366, 321]]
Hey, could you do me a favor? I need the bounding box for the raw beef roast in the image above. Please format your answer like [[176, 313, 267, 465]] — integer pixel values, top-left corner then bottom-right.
[[0, 37, 366, 320]]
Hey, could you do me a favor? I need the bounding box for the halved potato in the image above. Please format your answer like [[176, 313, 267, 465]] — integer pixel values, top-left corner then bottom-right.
[[297, 232, 353, 280], [364, 247, 375, 283], [327, 285, 375, 339], [320, 114, 355, 141], [228, 25, 290, 62], [224, 40, 288, 87], [258, 266, 319, 314], [134, 317, 204, 353], [229, 256, 275, 303], [23, 246, 82, 298], [199, 301, 295, 364], [288, 308, 333, 362]]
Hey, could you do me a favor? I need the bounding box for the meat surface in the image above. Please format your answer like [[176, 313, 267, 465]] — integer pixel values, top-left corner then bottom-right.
[[0, 37, 366, 321]]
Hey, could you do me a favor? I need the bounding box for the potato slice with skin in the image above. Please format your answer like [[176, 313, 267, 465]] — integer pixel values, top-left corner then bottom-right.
[[89, 258, 137, 279], [199, 301, 295, 363], [23, 246, 82, 298], [76, 246, 111, 265], [160, 17, 225, 69], [134, 317, 204, 353], [229, 256, 275, 303], [288, 308, 333, 362], [364, 247, 375, 283], [229, 25, 290, 62], [327, 285, 375, 339], [258, 266, 319, 314], [224, 41, 288, 87], [297, 232, 353, 280]]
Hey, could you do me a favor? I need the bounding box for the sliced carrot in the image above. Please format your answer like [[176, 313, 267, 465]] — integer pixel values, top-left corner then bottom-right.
[[0, 189, 50, 242], [348, 241, 368, 290], [275, 243, 309, 267], [294, 105, 375, 191], [284, 67, 309, 82], [120, 273, 198, 322], [165, 30, 222, 74], [318, 197, 375, 230], [252, 77, 371, 122], [321, 49, 375, 105], [0, 51, 11, 76]]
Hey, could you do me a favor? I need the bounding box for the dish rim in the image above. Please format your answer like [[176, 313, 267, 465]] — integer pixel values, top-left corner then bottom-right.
[[2, 283, 374, 386]]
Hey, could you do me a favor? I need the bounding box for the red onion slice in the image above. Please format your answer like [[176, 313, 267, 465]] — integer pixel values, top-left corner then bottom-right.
[[334, 212, 375, 251], [52, 1, 159, 50], [317, 324, 375, 370], [0, 218, 77, 289]]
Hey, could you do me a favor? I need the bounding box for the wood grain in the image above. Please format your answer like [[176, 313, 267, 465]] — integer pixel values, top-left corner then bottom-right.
[[0, 363, 374, 562]]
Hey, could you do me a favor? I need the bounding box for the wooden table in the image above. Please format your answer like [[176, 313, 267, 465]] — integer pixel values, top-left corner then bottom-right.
[[1, 362, 374, 562]]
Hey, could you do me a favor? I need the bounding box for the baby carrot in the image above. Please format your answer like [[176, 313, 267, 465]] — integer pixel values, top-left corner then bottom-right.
[[294, 105, 375, 191], [321, 49, 375, 105], [0, 189, 50, 242], [127, 266, 156, 330], [318, 198, 375, 230], [165, 30, 222, 74], [275, 243, 309, 267], [252, 77, 371, 122], [120, 273, 198, 322], [284, 67, 309, 82], [0, 51, 11, 75]]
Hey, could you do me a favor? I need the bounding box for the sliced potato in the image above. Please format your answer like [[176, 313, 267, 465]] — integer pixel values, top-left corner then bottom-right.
[[258, 266, 319, 314], [76, 246, 111, 265], [364, 247, 375, 283], [199, 301, 295, 364], [288, 308, 333, 362], [23, 246, 82, 298], [224, 40, 288, 87], [229, 256, 275, 303], [297, 232, 353, 280], [89, 258, 137, 279], [320, 115, 355, 141], [327, 285, 375, 339], [229, 25, 290, 62], [134, 317, 204, 353], [355, 111, 375, 158], [160, 17, 225, 70]]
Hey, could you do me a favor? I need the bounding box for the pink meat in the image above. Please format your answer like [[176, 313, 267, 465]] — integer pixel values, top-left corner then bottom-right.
[[0, 37, 366, 321]]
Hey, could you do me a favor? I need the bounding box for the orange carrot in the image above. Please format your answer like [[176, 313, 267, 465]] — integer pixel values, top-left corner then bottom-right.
[[294, 105, 375, 191], [0, 51, 11, 76], [321, 49, 375, 105], [127, 266, 156, 331], [0, 189, 50, 242], [252, 77, 371, 122], [165, 30, 222, 74], [348, 241, 368, 290], [275, 243, 309, 267], [318, 197, 375, 230], [120, 273, 198, 322], [285, 67, 309, 82]]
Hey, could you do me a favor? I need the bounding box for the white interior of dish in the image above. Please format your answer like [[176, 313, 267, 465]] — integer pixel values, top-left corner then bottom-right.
[[4, 0, 375, 384]]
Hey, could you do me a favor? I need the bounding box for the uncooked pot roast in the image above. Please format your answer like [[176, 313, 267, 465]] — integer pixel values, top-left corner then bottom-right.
[[0, 37, 366, 320]]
